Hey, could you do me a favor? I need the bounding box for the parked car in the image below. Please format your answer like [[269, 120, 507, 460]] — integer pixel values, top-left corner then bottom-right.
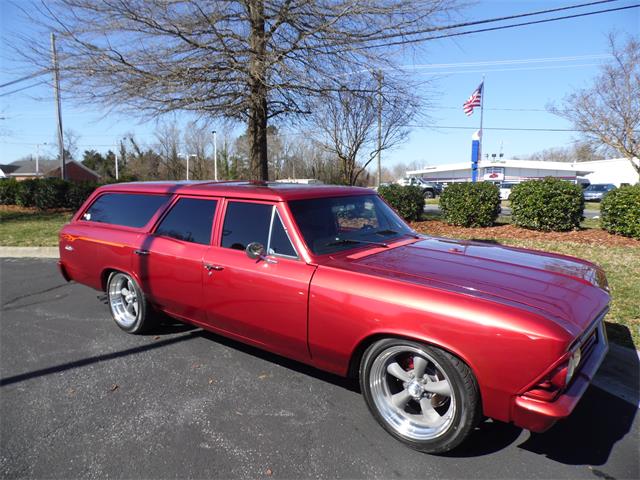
[[583, 183, 616, 202], [396, 177, 441, 198], [498, 182, 518, 200], [59, 181, 610, 453]]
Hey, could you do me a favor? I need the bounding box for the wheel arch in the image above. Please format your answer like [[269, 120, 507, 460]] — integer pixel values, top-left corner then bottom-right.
[[100, 266, 143, 292], [347, 332, 481, 390]]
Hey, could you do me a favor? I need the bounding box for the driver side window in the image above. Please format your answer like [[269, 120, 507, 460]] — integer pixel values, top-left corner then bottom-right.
[[221, 202, 297, 258]]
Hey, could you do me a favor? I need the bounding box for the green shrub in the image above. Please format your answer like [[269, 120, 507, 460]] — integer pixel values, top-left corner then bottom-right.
[[34, 178, 69, 210], [0, 179, 20, 205], [67, 182, 99, 210], [15, 179, 39, 207], [378, 184, 424, 221], [439, 182, 501, 227], [601, 184, 640, 239], [510, 177, 584, 231]]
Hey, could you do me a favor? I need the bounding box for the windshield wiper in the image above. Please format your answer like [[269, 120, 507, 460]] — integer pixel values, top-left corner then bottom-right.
[[375, 228, 422, 239], [324, 237, 389, 248]]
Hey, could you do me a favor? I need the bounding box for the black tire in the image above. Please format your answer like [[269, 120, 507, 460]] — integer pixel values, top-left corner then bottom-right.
[[106, 271, 152, 334], [360, 338, 481, 454], [424, 190, 435, 199]]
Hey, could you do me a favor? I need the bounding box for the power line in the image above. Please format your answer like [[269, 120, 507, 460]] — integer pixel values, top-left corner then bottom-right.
[[0, 70, 49, 89], [401, 54, 611, 70], [357, 3, 640, 50], [333, 0, 621, 49], [0, 81, 47, 98], [404, 125, 582, 132]]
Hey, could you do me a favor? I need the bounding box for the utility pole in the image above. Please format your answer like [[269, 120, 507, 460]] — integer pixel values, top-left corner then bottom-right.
[[212, 130, 218, 181], [376, 70, 383, 188], [115, 151, 119, 180], [50, 33, 65, 180]]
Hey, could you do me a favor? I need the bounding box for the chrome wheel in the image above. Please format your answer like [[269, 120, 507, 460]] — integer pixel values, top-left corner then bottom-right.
[[369, 345, 456, 441], [108, 273, 139, 329]]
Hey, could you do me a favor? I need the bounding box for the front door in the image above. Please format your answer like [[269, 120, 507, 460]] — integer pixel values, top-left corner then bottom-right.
[[135, 196, 218, 322], [202, 200, 315, 362]]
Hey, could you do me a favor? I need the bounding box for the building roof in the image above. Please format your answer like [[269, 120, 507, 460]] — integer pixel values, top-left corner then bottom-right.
[[8, 159, 58, 176], [407, 158, 595, 176], [97, 181, 371, 201]]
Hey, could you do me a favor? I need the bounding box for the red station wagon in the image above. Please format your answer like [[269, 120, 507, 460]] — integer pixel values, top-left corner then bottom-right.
[[58, 181, 610, 453]]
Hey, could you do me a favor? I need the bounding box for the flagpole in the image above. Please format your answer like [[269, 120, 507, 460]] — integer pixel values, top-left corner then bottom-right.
[[479, 75, 485, 162]]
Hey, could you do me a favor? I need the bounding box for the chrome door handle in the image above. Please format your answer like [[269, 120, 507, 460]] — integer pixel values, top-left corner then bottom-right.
[[204, 264, 224, 271], [64, 245, 74, 251], [134, 249, 150, 256]]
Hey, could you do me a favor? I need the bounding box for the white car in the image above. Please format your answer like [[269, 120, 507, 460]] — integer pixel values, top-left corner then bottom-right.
[[499, 182, 518, 200]]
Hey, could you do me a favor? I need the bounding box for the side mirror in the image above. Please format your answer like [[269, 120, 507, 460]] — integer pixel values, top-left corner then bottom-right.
[[246, 242, 278, 264], [245, 242, 265, 260]]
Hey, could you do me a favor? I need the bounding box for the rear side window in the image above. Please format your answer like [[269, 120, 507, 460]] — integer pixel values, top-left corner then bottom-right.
[[83, 193, 169, 228], [221, 202, 271, 251], [155, 197, 218, 245]]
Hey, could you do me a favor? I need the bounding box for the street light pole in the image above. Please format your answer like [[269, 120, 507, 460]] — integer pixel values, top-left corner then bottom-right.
[[212, 130, 218, 181], [115, 149, 119, 180]]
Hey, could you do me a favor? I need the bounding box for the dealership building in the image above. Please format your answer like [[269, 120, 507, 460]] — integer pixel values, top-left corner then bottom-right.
[[406, 158, 639, 186]]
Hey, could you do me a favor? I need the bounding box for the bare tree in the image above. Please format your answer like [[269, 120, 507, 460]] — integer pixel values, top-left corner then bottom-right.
[[184, 121, 213, 180], [550, 34, 640, 174], [311, 73, 419, 185], [155, 121, 185, 180], [17, 0, 458, 180]]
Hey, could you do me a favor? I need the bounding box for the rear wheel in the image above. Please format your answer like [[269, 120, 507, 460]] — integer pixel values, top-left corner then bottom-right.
[[360, 338, 481, 453], [107, 272, 151, 334], [424, 190, 435, 199]]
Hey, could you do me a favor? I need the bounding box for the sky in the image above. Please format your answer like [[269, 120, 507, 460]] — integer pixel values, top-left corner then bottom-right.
[[1, 0, 639, 171]]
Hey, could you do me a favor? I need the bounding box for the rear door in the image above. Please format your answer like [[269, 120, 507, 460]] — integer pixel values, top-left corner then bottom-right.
[[134, 196, 219, 322], [201, 200, 316, 362]]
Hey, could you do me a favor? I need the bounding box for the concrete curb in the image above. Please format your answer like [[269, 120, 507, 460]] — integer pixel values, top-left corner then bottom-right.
[[0, 247, 59, 258]]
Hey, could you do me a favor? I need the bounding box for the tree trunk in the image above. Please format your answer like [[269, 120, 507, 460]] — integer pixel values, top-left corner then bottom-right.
[[248, 0, 269, 181]]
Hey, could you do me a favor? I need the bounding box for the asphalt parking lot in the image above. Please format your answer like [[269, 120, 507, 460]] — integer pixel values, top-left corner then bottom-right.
[[1, 258, 638, 479]]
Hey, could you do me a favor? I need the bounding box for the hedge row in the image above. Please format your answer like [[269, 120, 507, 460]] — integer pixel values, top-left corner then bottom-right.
[[378, 184, 425, 221], [601, 184, 640, 239], [510, 177, 584, 232], [0, 178, 99, 211], [439, 182, 501, 227]]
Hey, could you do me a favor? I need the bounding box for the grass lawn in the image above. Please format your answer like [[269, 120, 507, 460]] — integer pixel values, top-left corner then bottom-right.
[[0, 207, 73, 246]]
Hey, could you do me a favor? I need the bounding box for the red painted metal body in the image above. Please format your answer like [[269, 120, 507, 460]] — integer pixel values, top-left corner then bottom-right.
[[58, 181, 610, 432]]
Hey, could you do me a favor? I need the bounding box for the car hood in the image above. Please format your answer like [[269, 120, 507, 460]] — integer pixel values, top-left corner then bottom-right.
[[330, 237, 609, 336]]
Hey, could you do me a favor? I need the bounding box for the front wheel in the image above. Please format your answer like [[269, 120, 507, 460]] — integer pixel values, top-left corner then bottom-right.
[[360, 339, 481, 453], [424, 190, 435, 199], [107, 271, 152, 334]]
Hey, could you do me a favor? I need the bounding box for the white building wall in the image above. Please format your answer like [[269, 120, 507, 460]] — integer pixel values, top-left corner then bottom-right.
[[579, 158, 639, 187]]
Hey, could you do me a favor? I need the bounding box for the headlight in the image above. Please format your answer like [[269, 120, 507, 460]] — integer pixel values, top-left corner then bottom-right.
[[566, 347, 582, 385]]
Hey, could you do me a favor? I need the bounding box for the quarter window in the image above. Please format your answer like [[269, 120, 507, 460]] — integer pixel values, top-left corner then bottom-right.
[[155, 198, 218, 245], [221, 202, 297, 258], [83, 193, 169, 228]]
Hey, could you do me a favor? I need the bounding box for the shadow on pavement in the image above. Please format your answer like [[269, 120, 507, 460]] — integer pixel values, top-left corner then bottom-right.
[[518, 324, 638, 466], [0, 330, 200, 387]]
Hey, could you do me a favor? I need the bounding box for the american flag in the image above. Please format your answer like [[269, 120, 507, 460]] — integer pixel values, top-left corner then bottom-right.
[[463, 82, 483, 116]]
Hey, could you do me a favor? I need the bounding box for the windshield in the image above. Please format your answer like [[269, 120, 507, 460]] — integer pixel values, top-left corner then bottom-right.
[[288, 194, 415, 255], [585, 184, 614, 192]]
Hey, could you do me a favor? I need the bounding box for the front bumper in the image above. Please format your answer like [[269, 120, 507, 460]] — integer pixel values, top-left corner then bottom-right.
[[511, 320, 609, 432]]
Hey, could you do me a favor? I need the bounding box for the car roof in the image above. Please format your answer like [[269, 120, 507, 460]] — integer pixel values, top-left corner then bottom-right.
[[94, 180, 373, 201]]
